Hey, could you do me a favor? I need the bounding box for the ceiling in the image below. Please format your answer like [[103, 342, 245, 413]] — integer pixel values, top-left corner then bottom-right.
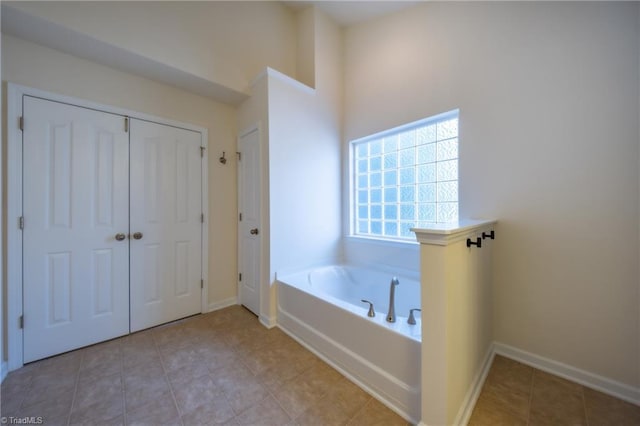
[[282, 1, 422, 26]]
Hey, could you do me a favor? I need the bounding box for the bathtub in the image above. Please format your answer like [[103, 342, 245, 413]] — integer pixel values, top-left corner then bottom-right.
[[276, 264, 421, 423]]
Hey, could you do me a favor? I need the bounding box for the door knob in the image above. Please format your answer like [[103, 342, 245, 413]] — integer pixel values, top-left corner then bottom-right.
[[250, 228, 259, 235], [115, 233, 126, 241], [133, 232, 143, 240]]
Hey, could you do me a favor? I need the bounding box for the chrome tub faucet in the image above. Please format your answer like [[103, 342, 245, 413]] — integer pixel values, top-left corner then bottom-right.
[[386, 277, 400, 323]]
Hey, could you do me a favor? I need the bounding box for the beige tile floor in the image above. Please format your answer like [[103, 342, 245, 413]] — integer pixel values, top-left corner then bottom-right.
[[3, 306, 639, 426], [469, 355, 640, 426], [0, 305, 409, 426]]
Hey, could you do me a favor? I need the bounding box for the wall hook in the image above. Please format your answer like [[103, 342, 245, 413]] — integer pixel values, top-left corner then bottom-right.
[[482, 230, 495, 240], [219, 151, 227, 164], [467, 237, 482, 248]]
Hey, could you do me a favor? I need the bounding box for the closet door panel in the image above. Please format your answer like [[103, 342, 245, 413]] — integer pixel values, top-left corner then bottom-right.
[[129, 119, 202, 332], [22, 96, 130, 363]]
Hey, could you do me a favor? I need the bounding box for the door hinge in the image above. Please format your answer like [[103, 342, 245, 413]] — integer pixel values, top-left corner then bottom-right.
[[19, 116, 24, 131], [19, 216, 24, 230], [201, 213, 204, 223], [239, 273, 242, 282], [201, 279, 204, 289], [200, 146, 205, 158], [236, 151, 241, 161], [19, 315, 23, 329], [124, 117, 129, 133], [239, 213, 242, 221]]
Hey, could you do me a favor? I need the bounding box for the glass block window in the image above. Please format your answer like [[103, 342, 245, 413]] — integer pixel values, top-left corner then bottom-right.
[[352, 110, 459, 240]]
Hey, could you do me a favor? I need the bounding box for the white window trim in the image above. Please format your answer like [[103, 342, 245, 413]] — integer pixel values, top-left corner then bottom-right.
[[348, 109, 459, 243]]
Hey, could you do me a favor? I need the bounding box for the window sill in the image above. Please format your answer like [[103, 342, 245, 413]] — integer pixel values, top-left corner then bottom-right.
[[344, 234, 419, 248]]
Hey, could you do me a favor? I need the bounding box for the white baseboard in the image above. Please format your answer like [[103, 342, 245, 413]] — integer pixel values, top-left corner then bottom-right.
[[453, 344, 496, 426], [494, 342, 640, 406], [207, 297, 237, 313], [259, 314, 277, 329], [411, 341, 640, 426], [1, 361, 8, 383]]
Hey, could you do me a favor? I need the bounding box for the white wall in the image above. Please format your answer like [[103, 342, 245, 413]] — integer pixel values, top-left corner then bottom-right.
[[268, 72, 342, 273], [345, 2, 640, 388], [1, 34, 239, 308], [237, 7, 344, 323], [4, 1, 297, 94], [269, 8, 343, 270], [268, 9, 344, 318], [296, 7, 316, 89]]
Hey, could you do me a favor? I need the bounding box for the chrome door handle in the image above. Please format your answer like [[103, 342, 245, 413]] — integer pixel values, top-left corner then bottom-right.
[[115, 233, 126, 241], [250, 228, 259, 235], [133, 232, 143, 240]]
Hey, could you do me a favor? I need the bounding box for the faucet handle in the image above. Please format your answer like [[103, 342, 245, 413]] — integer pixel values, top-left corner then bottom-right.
[[408, 308, 421, 325], [361, 299, 375, 317]]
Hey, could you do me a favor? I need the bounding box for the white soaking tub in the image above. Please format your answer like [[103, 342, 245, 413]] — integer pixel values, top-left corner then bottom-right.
[[276, 264, 421, 423]]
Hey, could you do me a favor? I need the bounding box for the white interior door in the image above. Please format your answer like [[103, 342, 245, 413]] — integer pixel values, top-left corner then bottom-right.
[[238, 128, 261, 316], [23, 96, 130, 363], [129, 119, 203, 332]]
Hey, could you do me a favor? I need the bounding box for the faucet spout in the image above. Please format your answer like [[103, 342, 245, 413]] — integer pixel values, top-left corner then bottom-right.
[[386, 277, 400, 323]]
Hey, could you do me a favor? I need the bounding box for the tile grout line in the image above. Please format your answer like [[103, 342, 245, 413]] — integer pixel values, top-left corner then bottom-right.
[[119, 342, 127, 426], [344, 395, 374, 426], [581, 385, 589, 426], [153, 328, 186, 426], [213, 315, 247, 424], [262, 368, 303, 423], [212, 313, 275, 423], [13, 364, 35, 414], [217, 348, 246, 423], [235, 340, 295, 423], [65, 350, 85, 426], [250, 344, 326, 424], [526, 369, 535, 426]]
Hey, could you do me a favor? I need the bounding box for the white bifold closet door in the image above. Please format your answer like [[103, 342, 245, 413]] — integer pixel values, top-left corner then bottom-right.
[[23, 97, 130, 363], [129, 119, 202, 332], [22, 96, 203, 363]]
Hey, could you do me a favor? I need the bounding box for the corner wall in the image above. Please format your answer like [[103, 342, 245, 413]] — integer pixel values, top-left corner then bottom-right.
[[345, 2, 640, 388], [238, 7, 344, 323], [270, 8, 343, 269], [268, 8, 344, 318]]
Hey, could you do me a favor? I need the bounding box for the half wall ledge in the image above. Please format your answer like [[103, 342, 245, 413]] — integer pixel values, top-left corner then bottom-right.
[[411, 218, 497, 246]]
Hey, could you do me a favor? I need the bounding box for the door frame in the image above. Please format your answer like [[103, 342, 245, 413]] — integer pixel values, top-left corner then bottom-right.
[[236, 124, 264, 322], [6, 83, 209, 371]]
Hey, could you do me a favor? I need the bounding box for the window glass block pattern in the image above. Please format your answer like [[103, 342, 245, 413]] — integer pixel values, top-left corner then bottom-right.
[[353, 111, 458, 240]]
